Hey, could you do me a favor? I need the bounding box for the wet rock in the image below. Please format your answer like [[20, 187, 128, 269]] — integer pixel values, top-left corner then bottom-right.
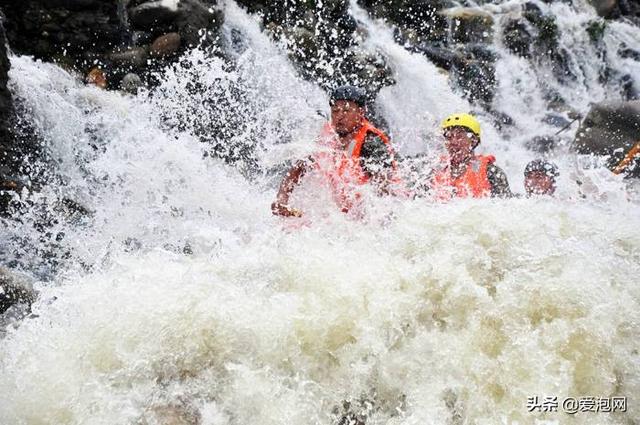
[[550, 47, 577, 81], [523, 5, 560, 54], [453, 59, 496, 105], [543, 113, 571, 128], [128, 0, 180, 30], [174, 0, 222, 48], [337, 48, 395, 93], [85, 67, 108, 89], [150, 32, 182, 57], [0, 11, 20, 216], [360, 0, 451, 43], [0, 267, 36, 316], [412, 43, 463, 70], [108, 46, 149, 68], [393, 27, 421, 47], [502, 18, 533, 57], [519, 7, 577, 82], [589, 0, 618, 18], [0, 12, 13, 148], [283, 26, 318, 70], [3, 0, 222, 93], [532, 16, 559, 53], [489, 109, 515, 131], [573, 100, 640, 175], [3, 0, 123, 67], [238, 0, 389, 93], [120, 73, 144, 94], [618, 0, 640, 17], [526, 135, 558, 153], [413, 41, 497, 105], [465, 43, 497, 62], [441, 7, 494, 44], [619, 43, 640, 61], [621, 74, 639, 100], [332, 399, 373, 425], [585, 19, 607, 44], [544, 89, 568, 112]]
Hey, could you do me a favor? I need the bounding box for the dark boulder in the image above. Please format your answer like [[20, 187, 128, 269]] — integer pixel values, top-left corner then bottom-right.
[[526, 135, 558, 153], [2, 0, 124, 67], [588, 0, 618, 18], [150, 32, 182, 58], [618, 0, 640, 17], [412, 43, 464, 70], [0, 11, 13, 139], [128, 0, 222, 48], [237, 0, 392, 95], [620, 74, 639, 101], [489, 109, 515, 131], [0, 267, 36, 316], [523, 5, 558, 53], [107, 46, 149, 68], [0, 11, 20, 215], [128, 0, 180, 30], [2, 0, 221, 91], [452, 58, 496, 105], [120, 73, 144, 94], [619, 43, 640, 61], [502, 18, 533, 58], [441, 7, 494, 45], [175, 0, 223, 48], [573, 100, 640, 176], [585, 19, 607, 44], [543, 113, 572, 128], [359, 0, 451, 43]]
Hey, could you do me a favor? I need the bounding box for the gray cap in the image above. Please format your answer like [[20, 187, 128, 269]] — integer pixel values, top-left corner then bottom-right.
[[524, 159, 559, 177], [330, 85, 367, 107]]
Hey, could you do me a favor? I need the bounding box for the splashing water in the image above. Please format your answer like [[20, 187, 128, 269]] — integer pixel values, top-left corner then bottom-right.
[[1, 1, 639, 424]]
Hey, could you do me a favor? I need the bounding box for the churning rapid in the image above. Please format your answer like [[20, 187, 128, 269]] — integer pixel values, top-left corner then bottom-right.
[[1, 0, 639, 424]]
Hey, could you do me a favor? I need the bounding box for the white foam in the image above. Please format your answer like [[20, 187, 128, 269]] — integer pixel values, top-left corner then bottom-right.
[[1, 1, 639, 424]]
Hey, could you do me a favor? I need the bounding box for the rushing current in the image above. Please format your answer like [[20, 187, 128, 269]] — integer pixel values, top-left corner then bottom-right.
[[1, 1, 639, 424]]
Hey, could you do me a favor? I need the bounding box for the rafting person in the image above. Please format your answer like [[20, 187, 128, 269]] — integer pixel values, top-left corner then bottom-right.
[[271, 85, 402, 217], [430, 113, 512, 200], [524, 159, 559, 197]]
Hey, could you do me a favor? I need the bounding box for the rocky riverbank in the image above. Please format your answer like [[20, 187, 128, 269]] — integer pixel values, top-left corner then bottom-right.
[[0, 0, 638, 117], [2, 0, 223, 92]]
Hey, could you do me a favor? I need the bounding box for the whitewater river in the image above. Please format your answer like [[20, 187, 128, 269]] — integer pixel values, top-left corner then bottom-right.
[[1, 1, 639, 424]]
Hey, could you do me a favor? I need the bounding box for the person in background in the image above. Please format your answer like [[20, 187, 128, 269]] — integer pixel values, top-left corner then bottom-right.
[[524, 159, 559, 197], [430, 113, 512, 200]]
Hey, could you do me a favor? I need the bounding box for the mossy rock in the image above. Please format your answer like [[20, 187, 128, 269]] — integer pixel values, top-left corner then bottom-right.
[[586, 19, 607, 44], [442, 8, 494, 44], [502, 18, 533, 57]]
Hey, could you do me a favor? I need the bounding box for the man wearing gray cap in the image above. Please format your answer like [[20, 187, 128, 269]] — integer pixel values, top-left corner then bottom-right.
[[524, 159, 559, 197], [271, 85, 402, 217]]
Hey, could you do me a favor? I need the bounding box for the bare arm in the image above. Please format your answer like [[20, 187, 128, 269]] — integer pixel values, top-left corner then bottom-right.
[[271, 159, 310, 216]]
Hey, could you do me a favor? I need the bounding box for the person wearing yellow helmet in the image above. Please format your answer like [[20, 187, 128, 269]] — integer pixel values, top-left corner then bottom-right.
[[431, 113, 512, 199]]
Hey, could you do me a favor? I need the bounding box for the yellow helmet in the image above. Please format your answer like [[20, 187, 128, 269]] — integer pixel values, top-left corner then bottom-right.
[[441, 113, 481, 139]]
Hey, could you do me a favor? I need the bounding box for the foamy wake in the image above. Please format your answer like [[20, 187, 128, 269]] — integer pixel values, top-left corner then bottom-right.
[[1, 199, 638, 425]]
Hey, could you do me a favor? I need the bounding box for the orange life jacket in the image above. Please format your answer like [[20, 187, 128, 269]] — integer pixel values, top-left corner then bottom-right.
[[313, 119, 400, 212], [432, 154, 495, 200]]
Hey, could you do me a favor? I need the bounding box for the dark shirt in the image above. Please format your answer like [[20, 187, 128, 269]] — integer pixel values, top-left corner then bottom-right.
[[486, 164, 513, 198], [359, 133, 394, 178]]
